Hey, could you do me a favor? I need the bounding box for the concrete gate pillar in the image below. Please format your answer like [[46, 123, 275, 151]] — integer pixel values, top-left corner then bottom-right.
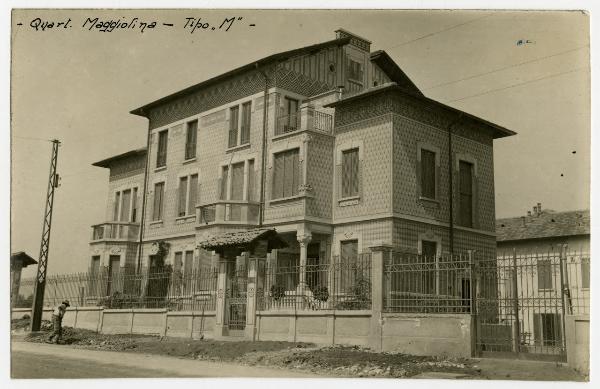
[[214, 254, 228, 337], [368, 241, 393, 352]]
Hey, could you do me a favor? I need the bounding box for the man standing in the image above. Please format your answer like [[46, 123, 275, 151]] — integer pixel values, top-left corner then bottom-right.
[[47, 300, 70, 344]]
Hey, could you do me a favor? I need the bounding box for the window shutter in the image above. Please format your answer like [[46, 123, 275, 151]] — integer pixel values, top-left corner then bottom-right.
[[229, 106, 239, 148], [283, 151, 292, 198], [178, 177, 188, 217], [188, 175, 198, 216], [247, 160, 255, 201], [291, 149, 299, 196], [435, 163, 440, 201], [342, 152, 350, 198], [335, 162, 342, 200], [357, 156, 363, 200], [273, 154, 283, 199], [351, 150, 359, 197], [220, 167, 228, 200], [416, 151, 422, 199], [472, 174, 480, 229], [113, 192, 120, 221]]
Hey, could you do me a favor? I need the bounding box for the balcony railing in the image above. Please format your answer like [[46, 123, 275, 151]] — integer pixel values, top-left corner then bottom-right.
[[91, 222, 140, 242], [275, 106, 333, 137], [197, 200, 260, 226]]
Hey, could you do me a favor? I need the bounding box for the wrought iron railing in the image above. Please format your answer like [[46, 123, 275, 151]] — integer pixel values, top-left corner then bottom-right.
[[257, 253, 372, 311], [274, 107, 333, 136], [196, 200, 260, 226]]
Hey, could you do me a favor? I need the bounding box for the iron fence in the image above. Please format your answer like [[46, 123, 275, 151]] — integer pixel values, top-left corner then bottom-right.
[[384, 252, 473, 313], [257, 253, 371, 310], [14, 266, 218, 311]]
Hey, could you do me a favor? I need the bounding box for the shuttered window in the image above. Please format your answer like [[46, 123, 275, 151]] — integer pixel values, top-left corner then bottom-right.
[[231, 162, 245, 200], [240, 102, 251, 145], [152, 182, 165, 221], [228, 106, 239, 148], [272, 148, 300, 200], [156, 130, 168, 167], [120, 189, 131, 221], [113, 191, 121, 221], [247, 160, 255, 201], [342, 148, 359, 198], [188, 174, 198, 216], [132, 188, 138, 222], [537, 260, 553, 290], [459, 161, 473, 227], [184, 251, 194, 275], [178, 176, 188, 217], [185, 120, 198, 160], [421, 149, 436, 199], [220, 166, 229, 200]]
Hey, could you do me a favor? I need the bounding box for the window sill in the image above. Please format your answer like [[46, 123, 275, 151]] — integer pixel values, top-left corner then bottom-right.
[[268, 195, 305, 206], [182, 158, 196, 165], [226, 143, 250, 153], [149, 220, 163, 228], [154, 166, 167, 173], [175, 215, 196, 224], [419, 196, 439, 204], [338, 196, 360, 207]]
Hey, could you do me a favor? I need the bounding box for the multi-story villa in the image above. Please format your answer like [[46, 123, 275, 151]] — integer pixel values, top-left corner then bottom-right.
[[89, 29, 515, 308]]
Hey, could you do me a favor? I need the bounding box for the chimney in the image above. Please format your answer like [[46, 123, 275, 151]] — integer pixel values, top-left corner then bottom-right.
[[527, 211, 532, 216], [537, 202, 542, 214], [532, 205, 538, 216], [521, 216, 526, 226]]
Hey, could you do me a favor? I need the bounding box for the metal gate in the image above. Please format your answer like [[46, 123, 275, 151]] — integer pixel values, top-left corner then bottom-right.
[[226, 263, 247, 333], [475, 251, 572, 361]]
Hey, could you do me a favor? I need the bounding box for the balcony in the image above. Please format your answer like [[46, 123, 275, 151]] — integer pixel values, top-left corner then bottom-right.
[[91, 222, 140, 242], [196, 200, 260, 226], [275, 106, 333, 137]]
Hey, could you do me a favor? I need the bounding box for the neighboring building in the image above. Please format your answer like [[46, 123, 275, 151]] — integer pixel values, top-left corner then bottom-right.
[[494, 205, 590, 353], [89, 29, 514, 300], [10, 251, 37, 308], [496, 204, 590, 253]]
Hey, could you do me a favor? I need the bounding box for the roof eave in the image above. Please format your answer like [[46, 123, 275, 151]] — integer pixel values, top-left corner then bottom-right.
[[92, 148, 147, 168]]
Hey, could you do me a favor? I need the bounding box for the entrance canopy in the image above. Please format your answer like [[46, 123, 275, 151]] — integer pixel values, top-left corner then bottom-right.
[[198, 228, 288, 257]]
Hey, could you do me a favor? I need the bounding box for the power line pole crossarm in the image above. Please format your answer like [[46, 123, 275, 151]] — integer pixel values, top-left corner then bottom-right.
[[30, 139, 61, 332]]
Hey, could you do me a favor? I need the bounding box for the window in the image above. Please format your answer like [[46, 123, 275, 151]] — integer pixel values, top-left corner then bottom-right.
[[230, 162, 245, 201], [582, 258, 590, 289], [285, 97, 299, 131], [459, 160, 473, 227], [112, 188, 138, 222], [219, 166, 229, 200], [247, 159, 255, 201], [347, 58, 364, 82], [537, 260, 553, 290], [342, 148, 359, 198], [420, 149, 436, 199], [240, 102, 251, 145], [272, 148, 300, 199], [156, 130, 168, 168], [178, 174, 198, 217], [185, 120, 198, 160], [152, 182, 165, 221], [228, 106, 239, 148], [228, 102, 251, 148], [90, 256, 101, 275]]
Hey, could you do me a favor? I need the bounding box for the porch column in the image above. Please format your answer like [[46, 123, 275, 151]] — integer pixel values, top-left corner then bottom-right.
[[296, 232, 312, 297], [214, 254, 228, 337], [368, 241, 393, 352]]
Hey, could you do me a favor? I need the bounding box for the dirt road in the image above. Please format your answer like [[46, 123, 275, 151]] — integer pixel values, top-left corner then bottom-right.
[[11, 341, 324, 378]]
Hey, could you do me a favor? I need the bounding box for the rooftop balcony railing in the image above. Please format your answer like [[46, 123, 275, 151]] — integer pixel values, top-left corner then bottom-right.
[[275, 106, 333, 137], [197, 200, 260, 226], [91, 222, 140, 242]]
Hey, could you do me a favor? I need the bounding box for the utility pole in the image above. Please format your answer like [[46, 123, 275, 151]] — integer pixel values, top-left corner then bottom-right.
[[30, 139, 60, 332]]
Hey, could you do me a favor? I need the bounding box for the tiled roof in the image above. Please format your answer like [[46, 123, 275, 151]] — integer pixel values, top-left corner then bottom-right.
[[496, 209, 590, 242], [11, 251, 38, 267], [198, 228, 288, 251], [92, 148, 147, 168]]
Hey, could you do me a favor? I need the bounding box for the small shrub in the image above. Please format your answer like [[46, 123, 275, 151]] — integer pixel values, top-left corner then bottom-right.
[[312, 286, 329, 302], [269, 285, 286, 300]]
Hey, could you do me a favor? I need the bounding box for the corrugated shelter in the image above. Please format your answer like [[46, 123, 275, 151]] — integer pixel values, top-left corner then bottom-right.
[[198, 228, 288, 257]]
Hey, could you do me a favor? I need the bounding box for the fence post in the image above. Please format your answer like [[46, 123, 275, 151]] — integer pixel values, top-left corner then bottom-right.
[[468, 250, 478, 357], [368, 241, 392, 352], [214, 256, 228, 337], [511, 248, 521, 353], [558, 244, 569, 352], [245, 255, 258, 341]]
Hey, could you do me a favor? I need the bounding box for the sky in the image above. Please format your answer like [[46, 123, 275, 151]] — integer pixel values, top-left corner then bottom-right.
[[10, 9, 590, 276]]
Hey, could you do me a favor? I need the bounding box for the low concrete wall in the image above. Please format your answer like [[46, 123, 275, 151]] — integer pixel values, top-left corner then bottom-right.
[[11, 308, 31, 320], [132, 309, 167, 335], [380, 313, 472, 358], [566, 314, 589, 374], [166, 311, 216, 339], [256, 310, 371, 346]]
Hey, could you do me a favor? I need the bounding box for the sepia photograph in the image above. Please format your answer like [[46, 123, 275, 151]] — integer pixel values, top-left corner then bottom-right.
[[7, 4, 593, 384]]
